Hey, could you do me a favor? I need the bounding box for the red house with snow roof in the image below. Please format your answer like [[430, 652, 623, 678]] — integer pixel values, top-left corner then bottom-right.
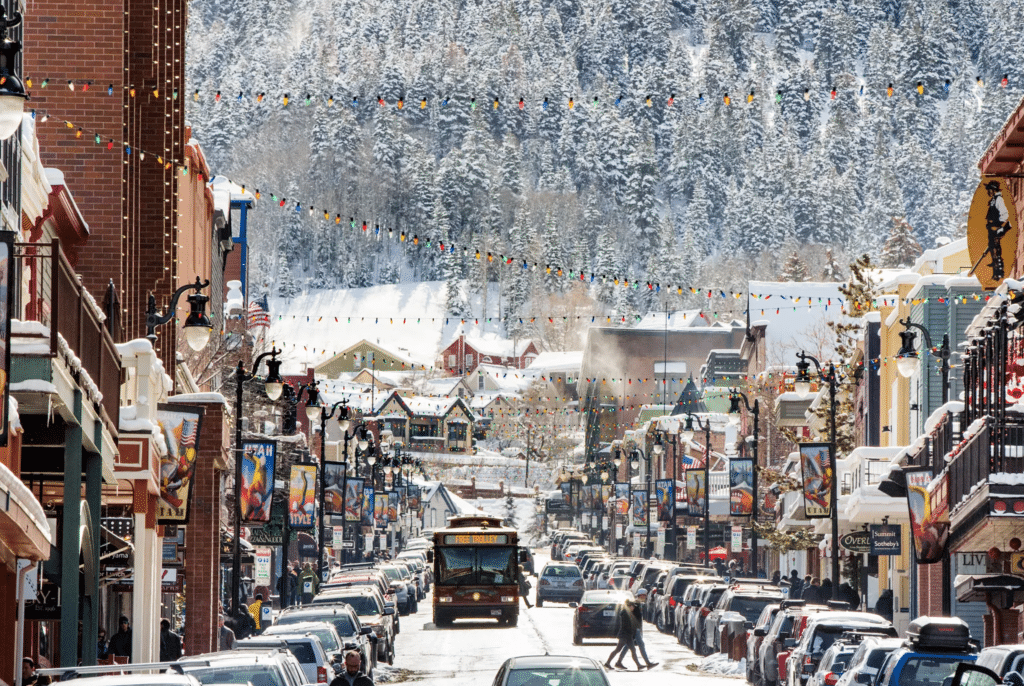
[[436, 333, 539, 375]]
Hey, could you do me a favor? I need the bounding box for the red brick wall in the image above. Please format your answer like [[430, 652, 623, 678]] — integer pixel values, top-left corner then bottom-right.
[[916, 562, 944, 617], [184, 402, 228, 655]]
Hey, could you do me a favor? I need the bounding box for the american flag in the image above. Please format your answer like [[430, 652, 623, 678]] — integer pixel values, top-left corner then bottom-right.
[[247, 295, 270, 329], [681, 443, 707, 469]]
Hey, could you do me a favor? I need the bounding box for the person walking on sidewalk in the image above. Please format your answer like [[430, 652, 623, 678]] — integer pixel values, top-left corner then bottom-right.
[[605, 599, 641, 671], [517, 565, 532, 608], [631, 589, 658, 669]]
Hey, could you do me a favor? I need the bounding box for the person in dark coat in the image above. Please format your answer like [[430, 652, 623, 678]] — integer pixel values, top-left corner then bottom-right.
[[96, 628, 109, 660], [771, 571, 781, 586], [875, 589, 893, 622], [517, 565, 532, 608], [108, 616, 133, 659], [802, 578, 822, 604], [605, 600, 642, 670], [820, 578, 834, 602], [219, 614, 236, 651], [231, 605, 256, 640], [159, 619, 182, 662], [838, 582, 860, 610], [329, 651, 374, 686]]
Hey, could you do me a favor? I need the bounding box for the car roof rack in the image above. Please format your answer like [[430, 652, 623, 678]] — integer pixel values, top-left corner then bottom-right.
[[781, 599, 807, 609], [36, 662, 192, 680], [826, 600, 851, 610]]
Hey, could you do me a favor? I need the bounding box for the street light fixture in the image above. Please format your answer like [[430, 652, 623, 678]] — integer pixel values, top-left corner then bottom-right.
[[795, 350, 840, 601], [895, 317, 953, 404], [729, 390, 760, 579], [306, 381, 352, 581], [145, 276, 213, 352], [231, 346, 284, 617], [0, 6, 27, 141], [683, 412, 712, 568]]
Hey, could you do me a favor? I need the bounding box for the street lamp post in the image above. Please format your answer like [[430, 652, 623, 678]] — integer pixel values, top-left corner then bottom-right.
[[305, 383, 351, 582], [894, 318, 953, 614], [630, 447, 651, 558], [651, 430, 678, 560], [682, 413, 712, 568], [729, 391, 760, 579], [795, 351, 840, 601], [231, 347, 286, 617], [145, 276, 213, 351]]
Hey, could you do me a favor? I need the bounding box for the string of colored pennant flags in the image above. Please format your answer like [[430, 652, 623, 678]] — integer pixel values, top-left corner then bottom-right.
[[28, 71, 1019, 112]]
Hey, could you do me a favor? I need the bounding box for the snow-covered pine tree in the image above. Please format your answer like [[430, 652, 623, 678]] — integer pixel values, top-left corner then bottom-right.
[[821, 249, 845, 281], [780, 251, 810, 282], [880, 217, 923, 268]]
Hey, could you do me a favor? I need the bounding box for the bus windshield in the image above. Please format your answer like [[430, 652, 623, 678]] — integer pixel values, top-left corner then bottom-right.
[[438, 546, 516, 585]]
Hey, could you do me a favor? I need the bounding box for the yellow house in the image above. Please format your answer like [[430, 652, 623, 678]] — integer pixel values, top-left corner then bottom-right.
[[315, 339, 419, 378]]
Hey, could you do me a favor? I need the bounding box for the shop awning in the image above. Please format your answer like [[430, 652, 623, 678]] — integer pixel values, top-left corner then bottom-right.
[[0, 461, 52, 568], [955, 573, 1024, 604]]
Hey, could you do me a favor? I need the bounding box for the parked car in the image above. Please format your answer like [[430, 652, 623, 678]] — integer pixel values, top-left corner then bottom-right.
[[381, 564, 418, 613], [786, 613, 895, 686], [177, 649, 307, 686], [807, 640, 858, 686], [261, 621, 344, 658], [757, 601, 833, 686], [491, 655, 611, 686], [977, 644, 1024, 679], [833, 637, 902, 686], [309, 587, 396, 665], [659, 574, 715, 635], [747, 603, 782, 685], [705, 583, 784, 655], [874, 618, 979, 686], [571, 590, 632, 644], [536, 563, 585, 606], [688, 583, 728, 654], [236, 634, 335, 684], [275, 604, 377, 676]]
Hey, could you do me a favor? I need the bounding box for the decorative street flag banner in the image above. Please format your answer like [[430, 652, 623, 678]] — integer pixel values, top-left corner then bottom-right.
[[386, 490, 398, 523], [601, 484, 612, 509], [373, 491, 385, 525], [345, 477, 364, 523], [241, 441, 276, 523], [362, 487, 374, 527], [729, 458, 755, 516], [407, 484, 421, 514], [686, 469, 707, 517], [800, 443, 833, 518], [906, 468, 949, 564], [288, 464, 317, 528], [677, 471, 689, 515], [870, 524, 903, 555], [687, 526, 697, 549], [583, 484, 592, 511], [632, 490, 648, 527], [732, 525, 743, 552], [156, 404, 205, 524], [560, 483, 571, 506], [323, 463, 346, 515], [615, 483, 630, 514], [254, 548, 272, 586], [655, 479, 674, 522]]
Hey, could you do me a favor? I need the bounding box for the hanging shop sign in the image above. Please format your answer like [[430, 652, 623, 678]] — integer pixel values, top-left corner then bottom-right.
[[156, 404, 205, 524], [799, 443, 833, 519], [730, 459, 755, 516], [869, 524, 903, 555], [968, 177, 1019, 290], [906, 467, 950, 564], [839, 531, 872, 554], [241, 441, 276, 523]]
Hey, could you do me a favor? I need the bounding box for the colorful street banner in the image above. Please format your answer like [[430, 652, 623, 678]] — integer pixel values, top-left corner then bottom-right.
[[0, 233, 12, 447], [655, 479, 674, 522], [584, 484, 594, 511], [396, 485, 407, 507], [156, 404, 205, 524], [800, 443, 833, 518], [560, 483, 571, 506], [729, 458, 755, 517], [345, 477, 364, 523], [601, 484, 612, 509], [386, 490, 398, 523], [686, 469, 707, 518], [241, 441, 276, 523], [362, 487, 375, 527], [373, 490, 385, 525], [632, 490, 648, 527], [288, 464, 317, 528], [906, 468, 949, 564], [677, 472, 689, 515], [407, 484, 421, 512], [323, 463, 346, 515]]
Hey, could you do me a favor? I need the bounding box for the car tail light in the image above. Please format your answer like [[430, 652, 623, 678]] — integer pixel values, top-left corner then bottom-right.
[[573, 580, 584, 587], [669, 597, 677, 607], [824, 673, 838, 686], [701, 607, 711, 617], [779, 652, 791, 681], [540, 579, 551, 586], [318, 667, 328, 683], [804, 656, 812, 665], [798, 616, 809, 636], [578, 606, 590, 613]]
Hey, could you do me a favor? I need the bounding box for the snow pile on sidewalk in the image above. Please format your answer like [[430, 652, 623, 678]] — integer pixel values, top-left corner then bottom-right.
[[374, 663, 399, 683], [698, 653, 746, 676]]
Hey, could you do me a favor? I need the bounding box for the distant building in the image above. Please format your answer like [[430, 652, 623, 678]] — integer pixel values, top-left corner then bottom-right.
[[437, 333, 539, 374], [374, 391, 475, 453], [315, 339, 419, 378]]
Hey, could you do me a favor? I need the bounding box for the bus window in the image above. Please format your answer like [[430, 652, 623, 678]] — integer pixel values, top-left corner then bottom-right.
[[478, 548, 516, 584]]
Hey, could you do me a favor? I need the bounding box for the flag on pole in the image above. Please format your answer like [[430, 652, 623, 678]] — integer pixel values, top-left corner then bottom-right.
[[248, 295, 271, 329]]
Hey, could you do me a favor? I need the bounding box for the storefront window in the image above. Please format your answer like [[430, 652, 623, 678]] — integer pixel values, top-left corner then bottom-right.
[[448, 423, 467, 442]]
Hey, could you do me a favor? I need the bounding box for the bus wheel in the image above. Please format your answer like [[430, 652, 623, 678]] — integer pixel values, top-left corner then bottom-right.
[[508, 613, 518, 627], [433, 611, 449, 627]]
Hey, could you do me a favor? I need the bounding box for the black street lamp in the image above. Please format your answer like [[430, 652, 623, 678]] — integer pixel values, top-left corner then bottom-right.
[[0, 5, 28, 141], [795, 350, 840, 601], [729, 390, 760, 579], [681, 413, 712, 568], [145, 276, 213, 351], [651, 429, 679, 560], [231, 347, 285, 617], [305, 382, 351, 581], [895, 317, 953, 404], [630, 446, 652, 558]]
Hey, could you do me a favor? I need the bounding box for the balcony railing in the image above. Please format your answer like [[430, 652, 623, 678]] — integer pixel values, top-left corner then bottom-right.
[[18, 239, 120, 433], [947, 415, 1024, 512]]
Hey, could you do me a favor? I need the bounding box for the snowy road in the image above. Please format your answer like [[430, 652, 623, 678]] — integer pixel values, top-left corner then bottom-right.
[[386, 552, 740, 686]]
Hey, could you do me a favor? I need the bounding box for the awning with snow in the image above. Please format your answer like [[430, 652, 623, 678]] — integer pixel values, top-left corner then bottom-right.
[[0, 460, 52, 567], [955, 573, 1024, 605]]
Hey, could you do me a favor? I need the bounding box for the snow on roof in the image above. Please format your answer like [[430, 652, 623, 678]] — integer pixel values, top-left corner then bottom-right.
[[904, 274, 983, 301], [402, 395, 475, 420], [209, 175, 256, 217], [911, 237, 968, 273], [525, 351, 583, 372], [445, 490, 489, 516], [748, 281, 846, 366], [421, 377, 467, 394], [634, 310, 743, 330], [473, 363, 535, 392]]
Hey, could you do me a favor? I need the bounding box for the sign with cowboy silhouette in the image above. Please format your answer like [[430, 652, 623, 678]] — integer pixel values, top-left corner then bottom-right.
[[968, 177, 1019, 290]]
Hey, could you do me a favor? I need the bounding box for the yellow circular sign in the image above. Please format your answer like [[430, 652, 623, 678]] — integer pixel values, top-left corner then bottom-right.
[[968, 177, 1019, 290]]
